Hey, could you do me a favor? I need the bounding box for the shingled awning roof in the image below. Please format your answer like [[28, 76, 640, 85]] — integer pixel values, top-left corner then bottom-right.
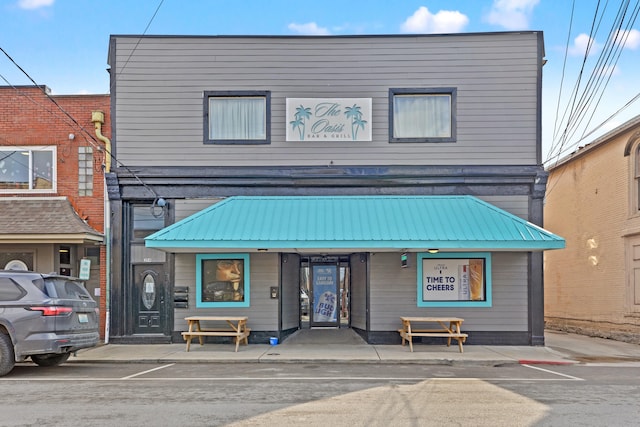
[[0, 197, 103, 244]]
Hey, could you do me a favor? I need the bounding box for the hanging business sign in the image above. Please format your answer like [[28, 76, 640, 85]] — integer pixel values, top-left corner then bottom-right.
[[286, 98, 372, 141], [79, 258, 91, 280]]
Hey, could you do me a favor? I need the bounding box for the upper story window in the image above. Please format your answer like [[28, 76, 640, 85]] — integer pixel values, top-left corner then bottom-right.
[[0, 146, 55, 193], [204, 91, 271, 145], [389, 88, 457, 143]]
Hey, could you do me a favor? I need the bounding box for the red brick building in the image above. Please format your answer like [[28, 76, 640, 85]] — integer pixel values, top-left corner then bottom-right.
[[0, 85, 110, 339]]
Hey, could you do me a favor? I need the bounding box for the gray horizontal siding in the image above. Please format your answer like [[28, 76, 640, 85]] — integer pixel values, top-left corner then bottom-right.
[[173, 252, 279, 332], [174, 198, 221, 221], [478, 195, 530, 220], [369, 252, 528, 332], [111, 33, 541, 167]]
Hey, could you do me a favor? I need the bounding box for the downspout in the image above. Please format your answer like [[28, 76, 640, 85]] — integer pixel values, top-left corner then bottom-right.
[[92, 111, 111, 173], [92, 111, 111, 344]]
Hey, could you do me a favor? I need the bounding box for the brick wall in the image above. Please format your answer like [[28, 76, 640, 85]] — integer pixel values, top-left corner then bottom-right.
[[544, 125, 640, 341], [0, 85, 110, 338]]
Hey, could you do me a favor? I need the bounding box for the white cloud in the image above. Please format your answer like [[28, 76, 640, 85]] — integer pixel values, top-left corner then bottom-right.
[[568, 33, 601, 57], [615, 29, 640, 49], [400, 6, 469, 34], [287, 22, 330, 36], [485, 0, 539, 30], [18, 0, 54, 9]]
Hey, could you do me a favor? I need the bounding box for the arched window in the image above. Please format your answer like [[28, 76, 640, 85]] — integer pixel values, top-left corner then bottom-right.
[[624, 132, 640, 213], [635, 144, 640, 211]]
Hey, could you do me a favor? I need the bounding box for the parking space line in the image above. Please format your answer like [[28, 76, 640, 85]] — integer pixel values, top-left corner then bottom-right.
[[521, 363, 584, 380], [121, 363, 175, 379]]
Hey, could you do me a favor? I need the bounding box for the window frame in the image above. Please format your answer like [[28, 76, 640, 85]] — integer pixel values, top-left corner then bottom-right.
[[389, 88, 457, 143], [0, 146, 57, 193], [196, 253, 250, 308], [417, 252, 492, 308], [78, 146, 93, 197], [634, 144, 640, 212], [203, 90, 271, 145]]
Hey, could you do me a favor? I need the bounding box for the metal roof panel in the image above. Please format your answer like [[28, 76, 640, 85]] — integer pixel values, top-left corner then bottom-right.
[[146, 196, 565, 252]]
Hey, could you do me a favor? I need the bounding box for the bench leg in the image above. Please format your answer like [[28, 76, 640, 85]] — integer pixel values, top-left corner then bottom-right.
[[185, 336, 192, 352]]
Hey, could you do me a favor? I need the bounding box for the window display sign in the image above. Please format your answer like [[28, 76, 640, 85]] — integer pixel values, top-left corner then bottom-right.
[[417, 252, 492, 307], [286, 98, 372, 142], [196, 254, 250, 308], [312, 265, 338, 323]]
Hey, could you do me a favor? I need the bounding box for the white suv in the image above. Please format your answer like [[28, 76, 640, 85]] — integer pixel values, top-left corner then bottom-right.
[[0, 271, 100, 376]]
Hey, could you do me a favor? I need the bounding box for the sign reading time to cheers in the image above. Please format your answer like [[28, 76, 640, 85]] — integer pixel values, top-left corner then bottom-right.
[[286, 98, 372, 142]]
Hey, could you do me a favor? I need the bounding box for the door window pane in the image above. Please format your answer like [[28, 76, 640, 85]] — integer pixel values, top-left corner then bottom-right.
[[133, 206, 165, 240]]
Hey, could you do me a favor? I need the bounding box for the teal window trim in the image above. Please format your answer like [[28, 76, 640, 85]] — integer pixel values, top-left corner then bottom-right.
[[417, 252, 492, 307], [196, 253, 250, 308]]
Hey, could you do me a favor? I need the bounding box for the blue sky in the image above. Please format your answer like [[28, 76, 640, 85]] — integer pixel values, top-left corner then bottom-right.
[[1, 0, 639, 163]]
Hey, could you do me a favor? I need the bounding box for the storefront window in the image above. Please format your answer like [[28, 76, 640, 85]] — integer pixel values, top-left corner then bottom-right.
[[196, 254, 250, 308], [417, 252, 492, 307]]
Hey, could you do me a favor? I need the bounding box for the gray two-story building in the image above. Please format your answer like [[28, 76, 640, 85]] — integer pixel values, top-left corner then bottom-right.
[[106, 32, 564, 346]]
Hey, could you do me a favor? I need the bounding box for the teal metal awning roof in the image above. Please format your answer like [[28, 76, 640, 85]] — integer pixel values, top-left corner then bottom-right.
[[145, 195, 565, 253]]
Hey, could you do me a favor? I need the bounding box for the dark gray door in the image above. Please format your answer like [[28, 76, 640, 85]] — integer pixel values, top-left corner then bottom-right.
[[133, 264, 168, 335]]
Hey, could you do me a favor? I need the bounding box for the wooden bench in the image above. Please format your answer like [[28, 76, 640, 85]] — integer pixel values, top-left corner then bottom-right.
[[399, 317, 468, 353], [182, 316, 250, 352]]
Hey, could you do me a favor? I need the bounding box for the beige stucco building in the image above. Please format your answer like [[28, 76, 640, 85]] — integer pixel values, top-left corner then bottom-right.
[[544, 115, 640, 343]]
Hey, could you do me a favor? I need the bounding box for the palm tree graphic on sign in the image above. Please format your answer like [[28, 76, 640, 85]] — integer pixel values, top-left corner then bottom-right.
[[344, 104, 367, 140], [290, 105, 312, 140]]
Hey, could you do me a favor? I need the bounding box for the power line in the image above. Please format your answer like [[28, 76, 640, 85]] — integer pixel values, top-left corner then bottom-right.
[[0, 0, 167, 201], [109, 0, 165, 94], [546, 0, 640, 167]]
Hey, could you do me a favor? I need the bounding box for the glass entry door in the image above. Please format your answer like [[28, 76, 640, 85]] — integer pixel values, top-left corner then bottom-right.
[[311, 263, 339, 326], [303, 256, 350, 328]]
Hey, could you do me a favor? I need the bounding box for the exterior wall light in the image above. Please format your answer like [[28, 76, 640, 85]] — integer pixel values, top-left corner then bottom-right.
[[151, 197, 168, 218]]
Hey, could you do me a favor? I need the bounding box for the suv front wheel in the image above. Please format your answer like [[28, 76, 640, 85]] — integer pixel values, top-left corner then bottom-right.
[[31, 353, 71, 367], [0, 333, 15, 376]]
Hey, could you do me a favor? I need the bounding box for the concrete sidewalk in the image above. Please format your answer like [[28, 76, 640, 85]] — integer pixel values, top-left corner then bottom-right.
[[68, 330, 640, 366]]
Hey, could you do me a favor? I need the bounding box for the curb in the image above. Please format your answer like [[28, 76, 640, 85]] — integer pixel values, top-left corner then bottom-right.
[[518, 359, 577, 365]]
